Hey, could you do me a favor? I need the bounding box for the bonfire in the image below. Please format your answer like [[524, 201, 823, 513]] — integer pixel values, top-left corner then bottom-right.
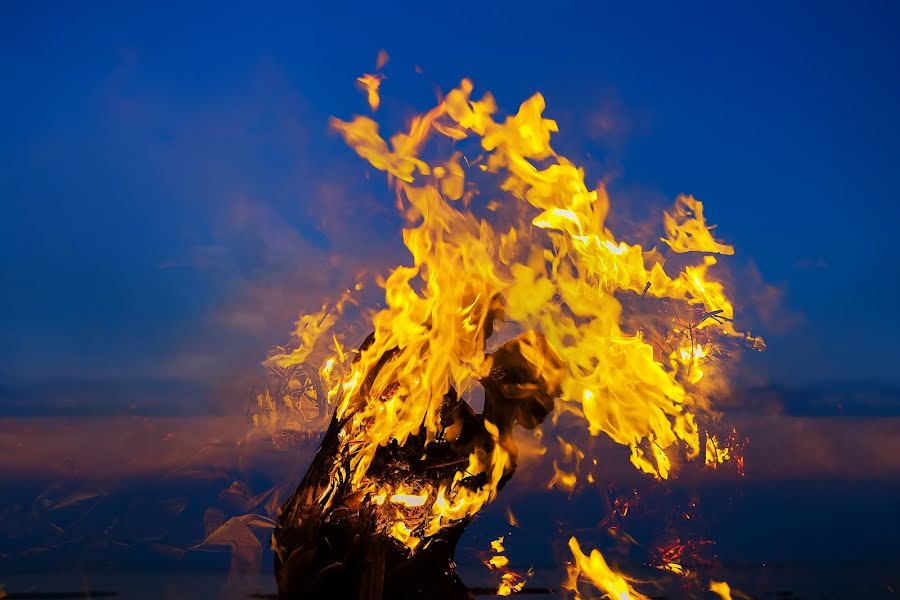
[[262, 61, 762, 600]]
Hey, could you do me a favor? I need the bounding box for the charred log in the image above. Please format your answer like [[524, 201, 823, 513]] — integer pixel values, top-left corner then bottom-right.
[[272, 331, 563, 599]]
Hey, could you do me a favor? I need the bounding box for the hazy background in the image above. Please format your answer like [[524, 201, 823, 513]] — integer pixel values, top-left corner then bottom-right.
[[2, 1, 900, 598]]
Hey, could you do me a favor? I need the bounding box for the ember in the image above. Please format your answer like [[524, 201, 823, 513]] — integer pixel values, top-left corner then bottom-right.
[[267, 69, 761, 599]]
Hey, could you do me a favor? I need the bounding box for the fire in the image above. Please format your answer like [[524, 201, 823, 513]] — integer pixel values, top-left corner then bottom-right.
[[485, 536, 528, 596], [709, 580, 734, 600], [270, 72, 762, 594], [389, 492, 429, 507], [663, 195, 735, 256], [355, 48, 389, 112], [356, 73, 384, 112], [565, 537, 648, 600]]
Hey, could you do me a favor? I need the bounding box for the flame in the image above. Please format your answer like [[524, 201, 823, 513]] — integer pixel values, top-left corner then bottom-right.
[[485, 536, 528, 596], [705, 434, 731, 468], [709, 580, 733, 600], [275, 75, 762, 571], [357, 73, 384, 112], [663, 195, 735, 255], [378, 482, 432, 508], [267, 292, 352, 370], [565, 537, 648, 600], [488, 555, 509, 568], [497, 572, 526, 596]]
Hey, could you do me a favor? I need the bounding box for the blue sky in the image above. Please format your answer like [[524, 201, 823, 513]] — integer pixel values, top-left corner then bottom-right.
[[2, 0, 899, 389]]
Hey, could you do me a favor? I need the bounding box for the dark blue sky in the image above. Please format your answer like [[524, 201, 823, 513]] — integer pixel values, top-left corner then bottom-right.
[[2, 1, 899, 389]]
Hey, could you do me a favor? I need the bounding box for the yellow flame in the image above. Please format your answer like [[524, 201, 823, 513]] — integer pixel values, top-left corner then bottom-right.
[[709, 580, 733, 600], [356, 73, 384, 112], [266, 291, 352, 369], [489, 555, 509, 568], [548, 461, 578, 491], [485, 535, 528, 595], [566, 537, 648, 600], [498, 572, 526, 596], [390, 492, 429, 507], [705, 434, 731, 468], [389, 521, 420, 551], [275, 76, 762, 558], [663, 195, 734, 255]]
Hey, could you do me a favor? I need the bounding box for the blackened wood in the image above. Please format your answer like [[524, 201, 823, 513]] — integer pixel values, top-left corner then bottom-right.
[[273, 332, 562, 599]]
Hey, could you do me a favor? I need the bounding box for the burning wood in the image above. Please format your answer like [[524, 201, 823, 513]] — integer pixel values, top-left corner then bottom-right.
[[263, 71, 763, 599], [273, 329, 563, 599]]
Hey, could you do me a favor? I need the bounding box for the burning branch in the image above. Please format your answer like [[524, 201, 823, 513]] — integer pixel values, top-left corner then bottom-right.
[[273, 330, 563, 599]]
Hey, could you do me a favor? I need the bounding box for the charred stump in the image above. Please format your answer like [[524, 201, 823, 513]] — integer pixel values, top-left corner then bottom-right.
[[272, 331, 562, 599]]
